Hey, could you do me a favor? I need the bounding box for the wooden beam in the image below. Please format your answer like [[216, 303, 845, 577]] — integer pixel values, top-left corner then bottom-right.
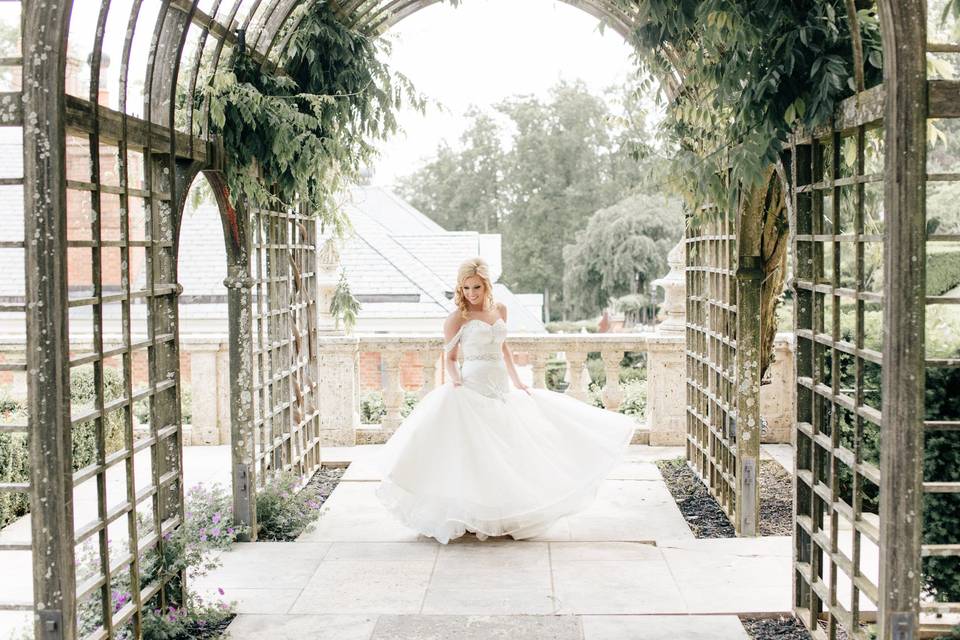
[[877, 1, 927, 639], [23, 1, 78, 638]]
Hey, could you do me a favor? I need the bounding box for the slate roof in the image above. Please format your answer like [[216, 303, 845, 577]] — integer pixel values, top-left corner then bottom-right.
[[0, 167, 545, 332]]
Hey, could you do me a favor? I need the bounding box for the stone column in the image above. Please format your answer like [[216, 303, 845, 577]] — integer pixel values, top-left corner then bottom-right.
[[760, 333, 795, 443], [419, 350, 438, 398], [316, 237, 341, 334], [652, 240, 686, 334], [531, 351, 548, 389], [647, 238, 688, 445], [317, 337, 360, 446], [189, 344, 221, 445], [381, 350, 404, 432], [564, 351, 589, 402], [645, 335, 687, 445], [216, 344, 231, 444], [601, 350, 624, 411]]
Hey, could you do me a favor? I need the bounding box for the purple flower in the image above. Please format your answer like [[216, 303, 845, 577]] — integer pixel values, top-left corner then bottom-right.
[[211, 512, 222, 524], [218, 587, 225, 595], [227, 527, 235, 535], [210, 527, 221, 537], [199, 534, 208, 542]]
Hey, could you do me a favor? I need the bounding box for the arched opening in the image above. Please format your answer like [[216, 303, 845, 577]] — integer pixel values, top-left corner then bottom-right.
[[5, 1, 957, 638]]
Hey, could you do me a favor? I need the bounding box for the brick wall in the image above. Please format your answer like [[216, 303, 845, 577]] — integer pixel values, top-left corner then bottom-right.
[[359, 351, 439, 392]]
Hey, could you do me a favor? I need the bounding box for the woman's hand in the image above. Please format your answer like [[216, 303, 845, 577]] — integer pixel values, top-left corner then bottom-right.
[[514, 380, 531, 395]]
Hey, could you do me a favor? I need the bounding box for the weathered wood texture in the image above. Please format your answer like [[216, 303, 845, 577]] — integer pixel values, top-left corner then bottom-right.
[[877, 1, 927, 639], [685, 204, 755, 533], [23, 2, 79, 638]]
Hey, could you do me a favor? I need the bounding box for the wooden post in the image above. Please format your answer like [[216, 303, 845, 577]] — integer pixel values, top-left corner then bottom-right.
[[877, 2, 927, 637], [210, 173, 259, 540], [23, 1, 78, 637], [735, 186, 763, 537]]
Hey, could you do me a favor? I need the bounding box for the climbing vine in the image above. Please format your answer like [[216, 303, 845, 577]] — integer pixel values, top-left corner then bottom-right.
[[621, 0, 884, 376], [204, 0, 424, 233]]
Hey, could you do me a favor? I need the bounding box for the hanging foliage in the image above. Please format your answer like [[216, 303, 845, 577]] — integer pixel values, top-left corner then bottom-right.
[[620, 0, 883, 377], [330, 271, 361, 333], [204, 0, 425, 232], [625, 0, 884, 206]]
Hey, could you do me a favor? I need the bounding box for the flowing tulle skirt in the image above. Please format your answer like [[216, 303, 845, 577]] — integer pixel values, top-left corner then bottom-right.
[[372, 382, 635, 544]]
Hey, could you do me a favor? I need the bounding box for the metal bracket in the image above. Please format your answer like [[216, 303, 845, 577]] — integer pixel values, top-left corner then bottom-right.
[[38, 610, 62, 640], [890, 612, 915, 640]]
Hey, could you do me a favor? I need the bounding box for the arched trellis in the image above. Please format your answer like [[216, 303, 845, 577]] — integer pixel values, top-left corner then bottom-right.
[[6, 1, 955, 640]]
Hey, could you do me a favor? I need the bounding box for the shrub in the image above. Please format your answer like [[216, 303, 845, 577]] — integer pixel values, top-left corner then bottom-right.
[[255, 471, 324, 541], [359, 390, 418, 425], [545, 320, 598, 334], [76, 483, 242, 639], [71, 367, 126, 470], [134, 385, 192, 426], [0, 430, 29, 529], [927, 247, 960, 296], [830, 306, 960, 602], [588, 378, 646, 420]]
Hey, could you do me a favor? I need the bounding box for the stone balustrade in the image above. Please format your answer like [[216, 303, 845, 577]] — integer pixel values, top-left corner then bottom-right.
[[316, 331, 690, 447]]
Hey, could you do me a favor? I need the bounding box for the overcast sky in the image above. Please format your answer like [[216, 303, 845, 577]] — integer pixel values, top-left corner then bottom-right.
[[370, 0, 644, 187]]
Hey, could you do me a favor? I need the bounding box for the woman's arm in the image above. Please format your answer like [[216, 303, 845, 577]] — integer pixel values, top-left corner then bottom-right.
[[498, 304, 530, 394], [443, 313, 464, 386]]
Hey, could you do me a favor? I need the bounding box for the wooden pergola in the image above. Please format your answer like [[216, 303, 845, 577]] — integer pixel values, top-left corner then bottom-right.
[[3, 1, 956, 638]]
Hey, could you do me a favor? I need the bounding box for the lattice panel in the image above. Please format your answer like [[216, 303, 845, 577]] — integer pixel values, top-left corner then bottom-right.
[[685, 210, 741, 527], [919, 3, 960, 628], [791, 120, 885, 640], [251, 205, 322, 489]]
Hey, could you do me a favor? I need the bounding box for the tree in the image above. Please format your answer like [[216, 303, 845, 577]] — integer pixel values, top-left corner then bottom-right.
[[398, 79, 660, 319], [562, 193, 684, 318], [398, 109, 505, 232], [496, 80, 655, 315]]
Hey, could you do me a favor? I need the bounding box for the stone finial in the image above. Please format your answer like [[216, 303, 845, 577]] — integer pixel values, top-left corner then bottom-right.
[[652, 240, 686, 334]]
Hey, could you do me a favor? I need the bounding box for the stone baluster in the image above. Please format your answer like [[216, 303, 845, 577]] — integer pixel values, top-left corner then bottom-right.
[[531, 351, 548, 389], [565, 351, 589, 402], [419, 350, 438, 399], [381, 350, 404, 432], [601, 350, 624, 411]]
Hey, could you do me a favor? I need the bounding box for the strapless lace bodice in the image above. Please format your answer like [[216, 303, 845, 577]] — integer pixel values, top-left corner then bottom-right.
[[444, 318, 509, 398], [452, 319, 507, 360]]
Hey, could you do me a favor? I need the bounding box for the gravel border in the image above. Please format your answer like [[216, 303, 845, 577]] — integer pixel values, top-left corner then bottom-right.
[[655, 457, 793, 538], [304, 465, 346, 501], [741, 616, 812, 640]]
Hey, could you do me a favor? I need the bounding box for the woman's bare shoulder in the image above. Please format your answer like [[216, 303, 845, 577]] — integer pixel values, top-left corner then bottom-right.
[[444, 310, 466, 333]]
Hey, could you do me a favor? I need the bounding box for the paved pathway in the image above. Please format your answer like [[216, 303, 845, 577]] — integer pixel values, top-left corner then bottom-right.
[[194, 445, 793, 640]]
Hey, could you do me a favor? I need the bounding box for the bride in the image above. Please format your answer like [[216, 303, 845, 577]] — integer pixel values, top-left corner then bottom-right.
[[373, 257, 635, 544]]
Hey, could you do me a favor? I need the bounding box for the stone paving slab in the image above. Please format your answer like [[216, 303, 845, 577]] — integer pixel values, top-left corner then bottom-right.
[[200, 446, 795, 637], [225, 614, 379, 640], [658, 537, 793, 614], [581, 614, 750, 640], [761, 444, 794, 472], [369, 614, 583, 640]]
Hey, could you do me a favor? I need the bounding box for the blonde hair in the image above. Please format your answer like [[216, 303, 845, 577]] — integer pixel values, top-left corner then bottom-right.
[[454, 257, 495, 317]]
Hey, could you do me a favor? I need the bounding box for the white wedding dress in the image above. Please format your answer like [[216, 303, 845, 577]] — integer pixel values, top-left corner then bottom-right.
[[372, 318, 635, 544]]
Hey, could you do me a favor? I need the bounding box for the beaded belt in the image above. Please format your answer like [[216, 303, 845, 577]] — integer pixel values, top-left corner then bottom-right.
[[463, 353, 502, 361]]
